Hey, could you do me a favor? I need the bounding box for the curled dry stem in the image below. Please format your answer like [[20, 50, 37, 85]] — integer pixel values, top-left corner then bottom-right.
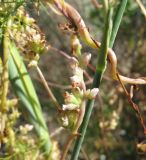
[[116, 72, 146, 134], [45, 0, 146, 85]]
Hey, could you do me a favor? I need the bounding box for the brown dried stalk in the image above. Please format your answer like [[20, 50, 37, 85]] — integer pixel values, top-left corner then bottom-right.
[[116, 72, 146, 134]]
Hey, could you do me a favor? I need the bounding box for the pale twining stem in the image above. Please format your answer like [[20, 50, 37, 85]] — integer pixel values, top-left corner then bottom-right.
[[31, 63, 61, 110], [36, 65, 61, 110], [50, 46, 71, 59], [136, 0, 146, 18], [50, 127, 64, 138]]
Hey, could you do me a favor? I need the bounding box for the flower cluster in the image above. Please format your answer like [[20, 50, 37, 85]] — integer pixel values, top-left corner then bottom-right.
[[9, 6, 46, 61], [59, 35, 99, 130], [0, 99, 20, 147], [0, 1, 16, 25]]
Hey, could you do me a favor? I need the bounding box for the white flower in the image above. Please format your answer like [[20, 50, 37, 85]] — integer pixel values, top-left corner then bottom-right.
[[90, 88, 99, 97], [19, 124, 33, 134], [62, 104, 79, 111], [70, 75, 82, 84], [84, 88, 99, 99]]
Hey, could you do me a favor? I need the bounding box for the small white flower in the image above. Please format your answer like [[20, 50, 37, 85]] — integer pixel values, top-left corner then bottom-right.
[[70, 75, 82, 84], [19, 124, 33, 134], [84, 88, 99, 99], [90, 88, 99, 98], [62, 104, 79, 111]]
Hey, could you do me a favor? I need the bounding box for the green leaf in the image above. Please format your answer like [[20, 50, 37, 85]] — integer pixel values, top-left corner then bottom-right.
[[8, 42, 52, 155]]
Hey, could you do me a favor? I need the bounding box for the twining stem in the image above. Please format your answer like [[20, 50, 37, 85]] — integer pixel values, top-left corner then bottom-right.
[[70, 8, 113, 160], [35, 64, 61, 110], [50, 127, 64, 138]]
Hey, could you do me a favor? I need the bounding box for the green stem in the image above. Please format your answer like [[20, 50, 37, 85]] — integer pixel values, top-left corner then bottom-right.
[[70, 0, 128, 158], [0, 26, 9, 111], [70, 8, 113, 160], [103, 0, 109, 14], [109, 0, 128, 48]]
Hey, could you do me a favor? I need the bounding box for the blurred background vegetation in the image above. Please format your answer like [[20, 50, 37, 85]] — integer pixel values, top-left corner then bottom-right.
[[2, 0, 146, 159], [26, 0, 146, 159]]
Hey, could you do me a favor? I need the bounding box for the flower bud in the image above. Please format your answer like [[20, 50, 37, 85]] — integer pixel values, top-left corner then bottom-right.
[[72, 87, 83, 98], [71, 35, 82, 57], [64, 92, 81, 105], [19, 124, 33, 134], [70, 75, 82, 84], [59, 114, 69, 127], [79, 53, 91, 69], [84, 88, 99, 99], [7, 99, 18, 108]]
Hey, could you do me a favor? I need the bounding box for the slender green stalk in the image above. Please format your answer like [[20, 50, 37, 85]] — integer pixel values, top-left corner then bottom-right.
[[70, 8, 113, 160], [109, 0, 128, 48], [70, 0, 128, 159], [103, 0, 109, 14]]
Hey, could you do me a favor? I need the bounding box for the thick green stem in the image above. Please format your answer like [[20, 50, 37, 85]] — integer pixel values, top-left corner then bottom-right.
[[70, 0, 128, 158], [70, 8, 113, 160], [9, 42, 52, 156]]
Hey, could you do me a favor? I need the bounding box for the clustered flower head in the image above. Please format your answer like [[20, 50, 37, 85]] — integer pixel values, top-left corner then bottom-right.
[[0, 99, 20, 148], [0, 1, 16, 25], [9, 6, 47, 61], [59, 35, 99, 130]]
